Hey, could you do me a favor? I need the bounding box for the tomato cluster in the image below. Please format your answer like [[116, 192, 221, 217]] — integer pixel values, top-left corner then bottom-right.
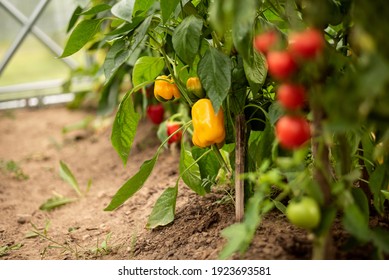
[[254, 28, 324, 150]]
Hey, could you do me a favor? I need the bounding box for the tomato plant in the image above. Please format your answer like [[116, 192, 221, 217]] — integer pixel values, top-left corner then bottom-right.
[[62, 0, 389, 260]]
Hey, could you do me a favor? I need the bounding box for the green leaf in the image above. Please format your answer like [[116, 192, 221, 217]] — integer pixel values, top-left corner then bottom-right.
[[81, 3, 111, 15], [198, 47, 232, 113], [39, 196, 77, 211], [157, 120, 168, 147], [285, 0, 305, 29], [219, 192, 263, 259], [0, 243, 23, 257], [351, 187, 369, 223], [273, 200, 286, 214], [103, 16, 152, 82], [219, 223, 248, 259], [231, 0, 256, 62], [243, 50, 267, 94], [208, 0, 233, 37], [248, 123, 275, 169], [179, 144, 206, 195], [111, 94, 141, 166], [192, 146, 220, 191], [191, 147, 220, 176], [67, 6, 83, 33], [98, 68, 124, 116], [59, 161, 82, 196], [60, 19, 103, 57], [133, 0, 154, 17], [369, 164, 388, 214], [132, 56, 165, 87], [342, 203, 371, 242], [172, 15, 203, 65], [160, 0, 180, 23], [381, 190, 389, 200], [361, 132, 375, 175], [268, 102, 283, 126], [371, 228, 389, 254], [146, 186, 178, 229], [111, 0, 135, 22], [315, 206, 337, 236], [106, 16, 144, 37], [103, 39, 126, 81], [104, 154, 158, 211]]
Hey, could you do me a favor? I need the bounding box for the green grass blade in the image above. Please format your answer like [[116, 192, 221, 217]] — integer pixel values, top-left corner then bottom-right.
[[59, 160, 82, 197]]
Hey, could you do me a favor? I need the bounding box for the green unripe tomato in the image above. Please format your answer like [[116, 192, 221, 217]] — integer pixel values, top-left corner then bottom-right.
[[286, 197, 321, 230]]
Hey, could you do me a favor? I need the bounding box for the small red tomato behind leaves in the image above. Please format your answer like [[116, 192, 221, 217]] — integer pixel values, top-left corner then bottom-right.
[[288, 28, 325, 60], [253, 31, 278, 54], [167, 122, 182, 144], [275, 115, 311, 149], [266, 51, 297, 80], [277, 83, 306, 110], [146, 104, 164, 125]]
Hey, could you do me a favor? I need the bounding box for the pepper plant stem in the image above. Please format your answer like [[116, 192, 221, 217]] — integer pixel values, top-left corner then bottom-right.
[[211, 144, 232, 175]]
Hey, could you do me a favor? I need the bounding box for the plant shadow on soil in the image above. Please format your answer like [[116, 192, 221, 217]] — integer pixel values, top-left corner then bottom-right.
[[0, 106, 387, 260]]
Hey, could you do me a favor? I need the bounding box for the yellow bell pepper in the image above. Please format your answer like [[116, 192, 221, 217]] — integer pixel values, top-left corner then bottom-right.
[[154, 75, 180, 101], [191, 99, 225, 148], [186, 77, 205, 99]]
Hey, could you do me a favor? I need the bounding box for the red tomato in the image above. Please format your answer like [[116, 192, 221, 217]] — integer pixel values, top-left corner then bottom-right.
[[288, 28, 324, 60], [253, 31, 278, 54], [146, 104, 164, 125], [167, 122, 182, 144], [277, 83, 306, 110], [266, 51, 297, 80], [275, 115, 311, 149]]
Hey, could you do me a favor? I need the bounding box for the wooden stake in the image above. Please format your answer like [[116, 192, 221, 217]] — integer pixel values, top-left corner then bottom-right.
[[235, 114, 246, 222]]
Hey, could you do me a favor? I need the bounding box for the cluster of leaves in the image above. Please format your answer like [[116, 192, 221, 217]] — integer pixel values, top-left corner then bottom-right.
[[61, 0, 389, 259]]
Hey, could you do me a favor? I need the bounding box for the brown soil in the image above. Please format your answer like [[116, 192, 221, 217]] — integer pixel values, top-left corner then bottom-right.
[[0, 106, 383, 260]]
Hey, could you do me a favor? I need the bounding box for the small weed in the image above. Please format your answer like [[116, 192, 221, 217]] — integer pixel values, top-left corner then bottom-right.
[[0, 110, 16, 119], [0, 243, 23, 257], [27, 222, 125, 259], [27, 221, 81, 259], [0, 159, 29, 181], [39, 161, 92, 211], [128, 231, 138, 259], [90, 232, 112, 256]]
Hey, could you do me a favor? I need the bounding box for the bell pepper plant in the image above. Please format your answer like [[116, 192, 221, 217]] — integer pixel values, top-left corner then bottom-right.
[[61, 0, 389, 260]]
